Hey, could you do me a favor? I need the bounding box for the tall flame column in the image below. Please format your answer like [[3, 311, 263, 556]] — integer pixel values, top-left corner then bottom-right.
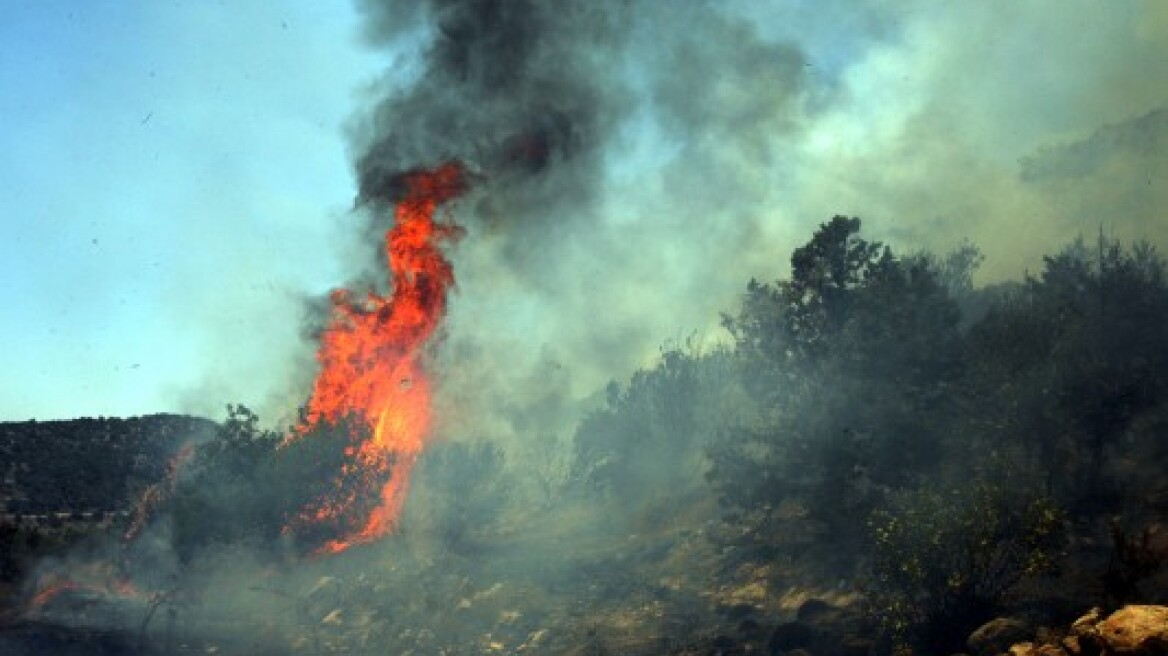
[[290, 162, 466, 554]]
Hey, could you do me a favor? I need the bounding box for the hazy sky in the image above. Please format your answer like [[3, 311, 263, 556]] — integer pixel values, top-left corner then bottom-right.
[[3, 1, 1166, 423]]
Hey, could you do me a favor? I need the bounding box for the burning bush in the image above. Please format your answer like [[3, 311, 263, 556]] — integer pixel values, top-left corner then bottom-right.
[[161, 406, 381, 559]]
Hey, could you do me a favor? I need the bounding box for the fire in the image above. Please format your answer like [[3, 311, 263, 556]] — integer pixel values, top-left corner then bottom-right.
[[288, 162, 467, 553], [29, 577, 80, 610], [124, 442, 195, 542], [27, 566, 142, 615]]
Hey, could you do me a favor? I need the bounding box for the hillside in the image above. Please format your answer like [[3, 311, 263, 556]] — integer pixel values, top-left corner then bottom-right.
[[0, 414, 216, 516]]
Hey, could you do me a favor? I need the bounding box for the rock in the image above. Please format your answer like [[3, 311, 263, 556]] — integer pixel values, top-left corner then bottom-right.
[[731, 581, 768, 605], [1028, 606, 1168, 656], [1007, 642, 1070, 656], [308, 576, 338, 597], [1061, 635, 1085, 656], [1072, 609, 1106, 641], [797, 599, 840, 624], [968, 617, 1032, 656], [719, 602, 760, 621], [1095, 605, 1168, 655]]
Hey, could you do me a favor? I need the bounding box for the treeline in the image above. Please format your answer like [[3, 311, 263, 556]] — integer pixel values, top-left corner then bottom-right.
[[0, 414, 216, 590], [572, 217, 1168, 653], [0, 414, 216, 514]]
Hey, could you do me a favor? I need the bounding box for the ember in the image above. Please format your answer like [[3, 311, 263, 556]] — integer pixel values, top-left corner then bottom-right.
[[26, 566, 141, 616], [123, 442, 195, 542]]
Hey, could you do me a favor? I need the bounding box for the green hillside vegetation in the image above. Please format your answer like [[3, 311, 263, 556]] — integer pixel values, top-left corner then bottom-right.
[[0, 414, 215, 601], [0, 414, 216, 515]]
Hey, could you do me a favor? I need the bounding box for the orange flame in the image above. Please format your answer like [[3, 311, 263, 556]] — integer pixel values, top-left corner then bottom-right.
[[123, 442, 195, 542], [289, 162, 466, 553], [27, 566, 142, 615], [29, 578, 80, 610]]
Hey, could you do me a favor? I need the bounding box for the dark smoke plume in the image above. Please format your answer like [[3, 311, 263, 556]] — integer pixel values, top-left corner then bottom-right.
[[343, 0, 818, 424], [352, 0, 631, 222]]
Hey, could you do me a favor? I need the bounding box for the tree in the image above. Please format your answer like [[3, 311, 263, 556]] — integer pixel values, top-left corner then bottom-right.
[[165, 406, 282, 559], [711, 217, 965, 557], [572, 341, 741, 502], [962, 236, 1168, 511]]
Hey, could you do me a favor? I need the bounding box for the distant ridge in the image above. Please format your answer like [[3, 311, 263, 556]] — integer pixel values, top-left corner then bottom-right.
[[0, 414, 217, 516]]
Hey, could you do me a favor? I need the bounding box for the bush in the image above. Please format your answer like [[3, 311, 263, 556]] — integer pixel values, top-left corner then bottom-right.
[[866, 481, 1065, 654], [405, 440, 511, 551], [163, 406, 375, 558]]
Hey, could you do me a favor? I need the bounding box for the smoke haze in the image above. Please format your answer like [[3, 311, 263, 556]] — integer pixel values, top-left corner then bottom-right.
[[327, 0, 1168, 441]]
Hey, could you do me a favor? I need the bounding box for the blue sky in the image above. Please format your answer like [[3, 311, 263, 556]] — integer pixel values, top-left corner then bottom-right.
[[1, 2, 381, 420]]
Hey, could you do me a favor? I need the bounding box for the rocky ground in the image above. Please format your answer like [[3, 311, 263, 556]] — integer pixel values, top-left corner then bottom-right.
[[2, 453, 1166, 655]]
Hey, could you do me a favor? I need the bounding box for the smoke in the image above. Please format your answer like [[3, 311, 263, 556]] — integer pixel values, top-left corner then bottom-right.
[[775, 2, 1168, 277], [354, 1, 1152, 428], [336, 1, 816, 442], [342, 0, 1166, 443]]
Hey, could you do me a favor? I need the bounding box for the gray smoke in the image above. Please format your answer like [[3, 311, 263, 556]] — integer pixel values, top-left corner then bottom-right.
[[326, 0, 1168, 448], [341, 1, 826, 438], [351, 0, 629, 225]]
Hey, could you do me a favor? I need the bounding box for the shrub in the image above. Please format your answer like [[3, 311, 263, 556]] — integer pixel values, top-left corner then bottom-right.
[[866, 481, 1065, 654], [405, 441, 512, 551]]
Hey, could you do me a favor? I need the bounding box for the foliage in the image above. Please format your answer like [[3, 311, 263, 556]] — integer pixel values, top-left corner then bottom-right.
[[0, 414, 215, 513], [709, 217, 965, 549], [866, 482, 1065, 654], [963, 236, 1168, 510], [1102, 519, 1168, 604], [573, 341, 741, 501], [0, 519, 99, 589], [8, 217, 1168, 652], [165, 405, 372, 558], [406, 440, 512, 551], [271, 413, 384, 552], [165, 406, 282, 559], [0, 519, 44, 582]]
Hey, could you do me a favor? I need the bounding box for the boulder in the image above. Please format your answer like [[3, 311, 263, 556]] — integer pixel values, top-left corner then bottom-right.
[[1095, 606, 1168, 655], [1055, 606, 1168, 655], [968, 617, 1032, 656], [1072, 608, 1106, 643], [1006, 642, 1070, 656]]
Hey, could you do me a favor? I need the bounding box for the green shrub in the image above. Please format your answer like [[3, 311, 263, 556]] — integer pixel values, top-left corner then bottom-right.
[[866, 481, 1065, 654], [405, 440, 512, 551]]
